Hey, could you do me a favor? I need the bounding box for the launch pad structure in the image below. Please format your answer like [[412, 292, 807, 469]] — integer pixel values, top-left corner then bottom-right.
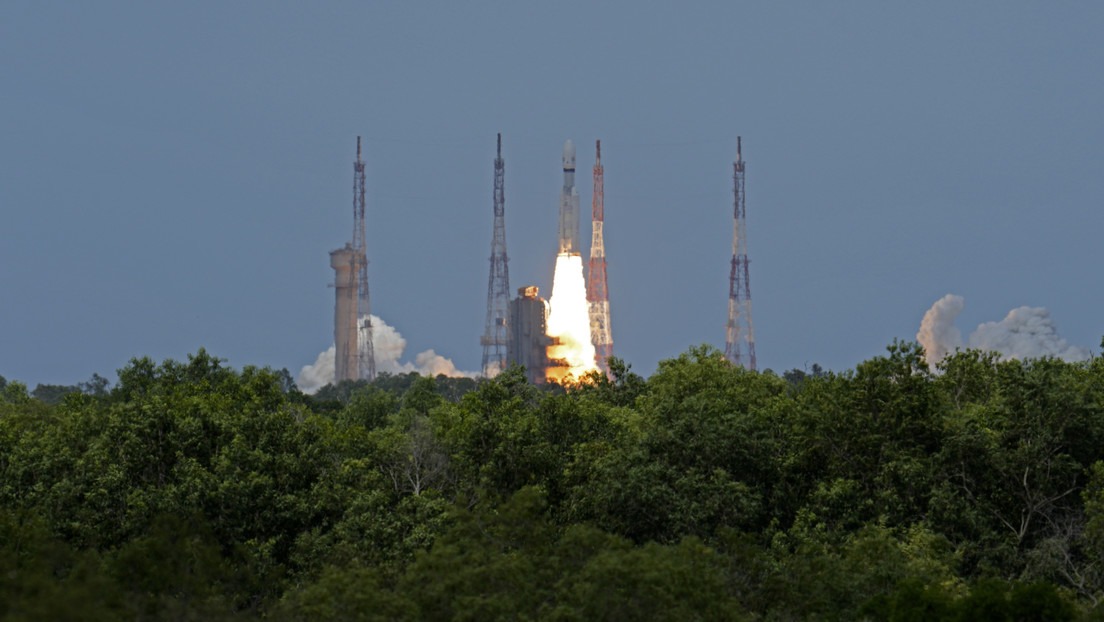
[[481, 134, 511, 377], [480, 136, 618, 383], [507, 286, 553, 385], [321, 133, 758, 388], [331, 137, 377, 383], [725, 136, 757, 370], [330, 244, 357, 382], [587, 140, 613, 374]]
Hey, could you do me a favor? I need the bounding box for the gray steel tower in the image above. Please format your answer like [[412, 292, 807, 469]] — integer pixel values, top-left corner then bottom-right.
[[352, 137, 376, 381], [481, 134, 510, 376], [725, 137, 757, 370]]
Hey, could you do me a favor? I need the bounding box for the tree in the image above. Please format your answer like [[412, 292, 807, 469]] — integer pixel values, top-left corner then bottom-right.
[[555, 536, 745, 621], [108, 513, 237, 620], [377, 414, 451, 497], [4, 342, 1104, 616], [402, 487, 559, 620], [1, 379, 30, 404], [566, 346, 785, 542], [0, 510, 122, 620], [276, 566, 415, 622], [790, 341, 941, 533], [578, 356, 646, 408], [933, 357, 1102, 578], [31, 383, 81, 405]]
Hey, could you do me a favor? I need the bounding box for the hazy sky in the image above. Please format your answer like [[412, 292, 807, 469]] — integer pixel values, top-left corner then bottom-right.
[[3, 2, 1102, 385]]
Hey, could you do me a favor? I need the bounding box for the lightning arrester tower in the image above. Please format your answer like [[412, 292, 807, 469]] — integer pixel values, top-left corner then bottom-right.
[[352, 137, 377, 381], [481, 133, 510, 377], [725, 136, 757, 370], [587, 140, 613, 373]]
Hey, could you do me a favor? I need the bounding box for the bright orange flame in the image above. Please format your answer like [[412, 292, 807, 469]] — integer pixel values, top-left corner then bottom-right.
[[546, 253, 597, 383]]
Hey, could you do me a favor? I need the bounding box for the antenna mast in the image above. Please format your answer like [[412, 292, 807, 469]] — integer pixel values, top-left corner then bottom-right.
[[353, 137, 377, 381], [725, 136, 757, 370], [587, 140, 613, 373], [481, 133, 510, 376]]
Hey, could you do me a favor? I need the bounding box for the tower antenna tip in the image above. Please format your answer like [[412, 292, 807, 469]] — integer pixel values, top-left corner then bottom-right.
[[737, 136, 742, 158], [596, 139, 601, 161], [497, 133, 502, 156], [357, 136, 362, 158]]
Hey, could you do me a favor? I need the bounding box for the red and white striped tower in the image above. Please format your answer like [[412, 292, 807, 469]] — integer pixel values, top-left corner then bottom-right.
[[587, 140, 613, 373], [725, 136, 756, 370]]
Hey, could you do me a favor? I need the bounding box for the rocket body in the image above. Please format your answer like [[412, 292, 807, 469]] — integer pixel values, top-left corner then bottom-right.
[[558, 139, 580, 254]]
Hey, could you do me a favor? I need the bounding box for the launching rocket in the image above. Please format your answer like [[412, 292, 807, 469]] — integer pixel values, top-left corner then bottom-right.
[[557, 139, 580, 255]]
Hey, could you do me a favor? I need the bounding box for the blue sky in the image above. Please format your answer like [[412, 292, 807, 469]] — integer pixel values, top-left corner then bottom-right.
[[2, 2, 1102, 385]]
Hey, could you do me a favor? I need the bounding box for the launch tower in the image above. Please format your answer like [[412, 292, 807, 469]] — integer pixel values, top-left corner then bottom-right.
[[507, 286, 552, 384], [587, 140, 613, 373], [725, 137, 757, 370], [330, 244, 357, 382], [333, 137, 376, 382], [352, 138, 377, 381], [481, 133, 510, 377]]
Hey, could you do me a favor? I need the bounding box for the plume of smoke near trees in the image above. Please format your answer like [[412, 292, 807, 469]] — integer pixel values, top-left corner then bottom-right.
[[298, 315, 476, 393], [917, 294, 1090, 367], [916, 294, 966, 365]]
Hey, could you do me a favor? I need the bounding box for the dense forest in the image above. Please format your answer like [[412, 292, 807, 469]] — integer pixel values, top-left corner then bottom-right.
[[3, 341, 1104, 620]]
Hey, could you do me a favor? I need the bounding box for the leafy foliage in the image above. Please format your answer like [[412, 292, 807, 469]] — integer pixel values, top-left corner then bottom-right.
[[3, 345, 1104, 619]]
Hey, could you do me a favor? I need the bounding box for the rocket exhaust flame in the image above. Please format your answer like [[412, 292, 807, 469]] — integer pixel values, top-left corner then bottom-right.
[[544, 140, 596, 384], [546, 253, 598, 383]]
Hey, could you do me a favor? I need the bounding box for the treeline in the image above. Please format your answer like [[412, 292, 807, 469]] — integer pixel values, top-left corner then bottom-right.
[[2, 342, 1104, 620]]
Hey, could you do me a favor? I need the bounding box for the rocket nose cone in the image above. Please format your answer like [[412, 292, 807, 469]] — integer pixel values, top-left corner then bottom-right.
[[563, 140, 576, 167]]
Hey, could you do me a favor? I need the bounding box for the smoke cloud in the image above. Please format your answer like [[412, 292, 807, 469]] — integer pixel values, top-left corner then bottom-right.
[[297, 314, 476, 393], [917, 294, 965, 365], [298, 346, 337, 394], [481, 360, 503, 379], [917, 294, 1090, 367]]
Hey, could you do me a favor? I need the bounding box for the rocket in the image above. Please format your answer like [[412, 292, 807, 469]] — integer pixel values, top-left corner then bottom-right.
[[557, 139, 580, 254]]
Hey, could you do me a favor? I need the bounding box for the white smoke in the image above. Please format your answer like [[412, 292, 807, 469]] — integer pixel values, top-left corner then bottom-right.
[[917, 294, 1090, 367], [481, 360, 503, 379], [917, 294, 965, 365], [970, 307, 1091, 362], [297, 314, 477, 394], [298, 346, 337, 394]]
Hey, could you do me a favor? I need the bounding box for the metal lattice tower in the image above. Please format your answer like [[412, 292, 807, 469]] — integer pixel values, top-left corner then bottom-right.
[[481, 133, 510, 377], [587, 140, 613, 374], [725, 136, 757, 370], [353, 137, 377, 381]]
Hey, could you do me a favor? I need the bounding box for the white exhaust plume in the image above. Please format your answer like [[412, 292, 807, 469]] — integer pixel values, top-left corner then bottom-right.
[[298, 346, 337, 394], [545, 253, 598, 382], [298, 315, 477, 393], [917, 294, 1090, 367]]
